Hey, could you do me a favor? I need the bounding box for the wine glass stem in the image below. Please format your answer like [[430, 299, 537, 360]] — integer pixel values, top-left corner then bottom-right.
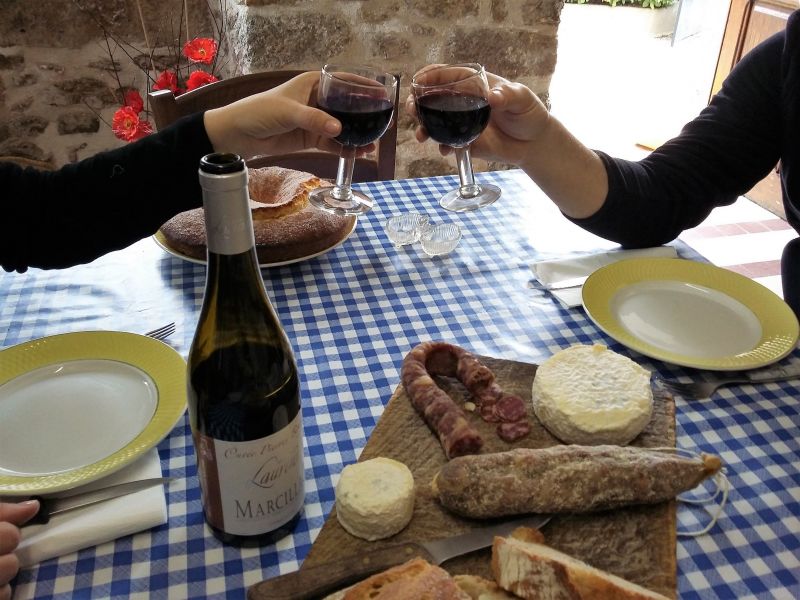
[[331, 145, 356, 201], [454, 146, 480, 198]]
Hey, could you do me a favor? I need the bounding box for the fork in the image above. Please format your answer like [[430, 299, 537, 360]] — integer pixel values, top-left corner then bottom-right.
[[143, 322, 176, 341], [657, 365, 800, 399]]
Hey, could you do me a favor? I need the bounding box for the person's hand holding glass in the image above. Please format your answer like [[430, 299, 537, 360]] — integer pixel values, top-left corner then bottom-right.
[[411, 63, 501, 212], [309, 64, 397, 215]]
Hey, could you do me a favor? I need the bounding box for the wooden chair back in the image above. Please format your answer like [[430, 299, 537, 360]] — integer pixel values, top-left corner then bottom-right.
[[148, 70, 399, 182]]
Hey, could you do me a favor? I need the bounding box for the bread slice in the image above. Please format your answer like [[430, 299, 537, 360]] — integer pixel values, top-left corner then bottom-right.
[[454, 574, 519, 599], [334, 557, 470, 599], [491, 536, 671, 600]]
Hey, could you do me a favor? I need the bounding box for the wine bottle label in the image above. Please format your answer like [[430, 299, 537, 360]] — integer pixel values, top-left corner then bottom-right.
[[195, 413, 305, 536]]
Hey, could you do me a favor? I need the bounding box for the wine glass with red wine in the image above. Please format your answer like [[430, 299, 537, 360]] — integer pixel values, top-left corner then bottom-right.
[[309, 64, 398, 215], [412, 63, 501, 212]]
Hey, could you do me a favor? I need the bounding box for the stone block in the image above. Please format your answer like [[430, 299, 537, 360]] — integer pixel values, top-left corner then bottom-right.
[[522, 0, 567, 25], [53, 77, 117, 107], [0, 138, 50, 162], [0, 54, 24, 70], [8, 115, 48, 137], [405, 0, 479, 19], [371, 33, 411, 61], [58, 111, 101, 135], [443, 27, 557, 79], [238, 13, 352, 70]]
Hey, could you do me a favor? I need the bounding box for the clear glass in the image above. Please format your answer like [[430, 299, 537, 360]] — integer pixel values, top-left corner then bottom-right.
[[385, 213, 429, 246], [419, 222, 462, 256], [310, 64, 398, 216], [412, 63, 502, 212]]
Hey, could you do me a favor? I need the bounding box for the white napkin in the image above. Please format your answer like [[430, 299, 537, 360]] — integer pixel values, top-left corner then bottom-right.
[[15, 449, 168, 568], [530, 246, 678, 308]]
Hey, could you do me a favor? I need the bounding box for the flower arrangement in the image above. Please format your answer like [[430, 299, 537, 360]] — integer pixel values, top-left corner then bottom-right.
[[78, 0, 230, 142]]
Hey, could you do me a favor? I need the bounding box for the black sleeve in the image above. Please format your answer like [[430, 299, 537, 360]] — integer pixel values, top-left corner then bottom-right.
[[569, 29, 785, 248], [0, 112, 214, 272]]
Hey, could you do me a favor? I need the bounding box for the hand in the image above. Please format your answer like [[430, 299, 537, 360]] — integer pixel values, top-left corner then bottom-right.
[[0, 501, 39, 600], [405, 67, 551, 167], [203, 71, 374, 161]]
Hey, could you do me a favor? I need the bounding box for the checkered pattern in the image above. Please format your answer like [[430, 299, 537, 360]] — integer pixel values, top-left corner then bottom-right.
[[4, 169, 798, 599]]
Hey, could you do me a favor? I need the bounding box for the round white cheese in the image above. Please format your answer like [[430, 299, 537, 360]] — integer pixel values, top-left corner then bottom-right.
[[335, 457, 415, 541], [532, 344, 653, 445]]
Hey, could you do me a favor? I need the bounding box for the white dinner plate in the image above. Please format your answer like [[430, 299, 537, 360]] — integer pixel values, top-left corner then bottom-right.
[[153, 216, 358, 268], [0, 331, 186, 495], [582, 258, 800, 370]]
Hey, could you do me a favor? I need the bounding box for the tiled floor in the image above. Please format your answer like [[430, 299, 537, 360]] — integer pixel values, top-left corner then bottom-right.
[[550, 2, 793, 300]]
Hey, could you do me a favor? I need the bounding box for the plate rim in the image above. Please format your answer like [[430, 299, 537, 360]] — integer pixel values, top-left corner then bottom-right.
[[582, 257, 800, 370], [0, 331, 186, 495], [153, 215, 358, 268]]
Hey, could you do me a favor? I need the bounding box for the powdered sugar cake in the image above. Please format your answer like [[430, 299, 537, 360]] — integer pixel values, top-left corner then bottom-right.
[[158, 166, 356, 264]]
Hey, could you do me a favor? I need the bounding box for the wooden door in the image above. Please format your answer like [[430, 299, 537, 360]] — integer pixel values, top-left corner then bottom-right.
[[711, 0, 798, 217]]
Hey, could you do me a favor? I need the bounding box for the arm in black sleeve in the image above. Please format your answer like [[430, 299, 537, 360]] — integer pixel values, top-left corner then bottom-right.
[[570, 29, 785, 248], [0, 112, 213, 272]]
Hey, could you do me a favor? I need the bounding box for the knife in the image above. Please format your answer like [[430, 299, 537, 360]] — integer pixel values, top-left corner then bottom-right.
[[23, 477, 172, 526], [247, 513, 552, 600]]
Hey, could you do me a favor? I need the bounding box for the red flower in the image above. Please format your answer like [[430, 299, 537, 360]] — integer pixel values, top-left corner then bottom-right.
[[186, 70, 219, 91], [183, 37, 218, 65], [123, 89, 144, 114], [153, 70, 181, 94], [112, 106, 153, 142]]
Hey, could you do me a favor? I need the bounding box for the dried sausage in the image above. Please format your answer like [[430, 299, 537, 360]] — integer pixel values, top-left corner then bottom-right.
[[401, 341, 531, 459], [432, 445, 722, 518], [401, 342, 485, 458]]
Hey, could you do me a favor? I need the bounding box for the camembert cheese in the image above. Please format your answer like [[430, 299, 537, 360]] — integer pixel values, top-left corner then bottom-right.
[[532, 344, 653, 445], [335, 457, 415, 541]]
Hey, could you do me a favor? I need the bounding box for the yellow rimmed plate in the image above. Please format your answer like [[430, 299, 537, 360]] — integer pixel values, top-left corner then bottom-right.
[[0, 331, 186, 495], [582, 258, 799, 371]]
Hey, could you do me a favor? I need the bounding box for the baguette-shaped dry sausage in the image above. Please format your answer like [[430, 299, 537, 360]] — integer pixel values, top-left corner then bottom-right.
[[432, 445, 722, 518]]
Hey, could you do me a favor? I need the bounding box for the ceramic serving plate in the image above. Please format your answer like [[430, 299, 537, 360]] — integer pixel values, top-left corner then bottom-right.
[[582, 257, 800, 370], [0, 331, 186, 495]]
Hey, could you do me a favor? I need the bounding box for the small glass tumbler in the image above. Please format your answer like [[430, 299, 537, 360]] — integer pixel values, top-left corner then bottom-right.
[[385, 213, 429, 246], [419, 222, 462, 256]]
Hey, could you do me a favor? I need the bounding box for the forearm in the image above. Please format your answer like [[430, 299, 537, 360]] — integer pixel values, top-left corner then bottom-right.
[[1, 113, 213, 272], [516, 114, 608, 219]]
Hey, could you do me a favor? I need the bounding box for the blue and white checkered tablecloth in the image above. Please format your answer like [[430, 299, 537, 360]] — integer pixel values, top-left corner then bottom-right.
[[3, 169, 799, 599]]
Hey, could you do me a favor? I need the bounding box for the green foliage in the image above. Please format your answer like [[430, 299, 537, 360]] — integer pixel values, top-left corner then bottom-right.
[[566, 0, 676, 7]]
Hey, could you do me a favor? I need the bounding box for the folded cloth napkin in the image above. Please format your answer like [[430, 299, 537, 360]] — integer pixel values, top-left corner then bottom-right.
[[15, 449, 167, 568], [530, 246, 679, 309]]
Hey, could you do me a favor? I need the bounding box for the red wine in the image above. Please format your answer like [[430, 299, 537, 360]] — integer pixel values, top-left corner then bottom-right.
[[320, 93, 394, 147], [416, 91, 491, 147], [187, 153, 304, 547]]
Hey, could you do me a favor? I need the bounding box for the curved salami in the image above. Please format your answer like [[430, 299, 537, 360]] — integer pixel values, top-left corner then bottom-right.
[[401, 341, 531, 459], [401, 342, 485, 459]]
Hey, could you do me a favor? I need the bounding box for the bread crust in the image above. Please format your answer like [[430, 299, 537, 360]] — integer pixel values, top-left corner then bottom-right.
[[339, 558, 470, 600], [491, 536, 670, 600]]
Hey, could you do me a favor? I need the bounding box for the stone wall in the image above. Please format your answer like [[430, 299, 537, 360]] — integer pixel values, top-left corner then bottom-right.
[[0, 0, 565, 178]]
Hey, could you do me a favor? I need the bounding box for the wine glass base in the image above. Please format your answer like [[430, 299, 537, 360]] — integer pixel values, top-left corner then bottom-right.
[[439, 184, 502, 212], [309, 186, 373, 216]]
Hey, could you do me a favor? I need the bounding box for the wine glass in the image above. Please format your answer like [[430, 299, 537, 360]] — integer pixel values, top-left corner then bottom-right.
[[412, 63, 501, 212], [309, 64, 398, 215]]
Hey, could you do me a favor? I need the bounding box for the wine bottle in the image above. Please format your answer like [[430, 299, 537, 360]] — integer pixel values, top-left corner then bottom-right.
[[187, 153, 304, 546]]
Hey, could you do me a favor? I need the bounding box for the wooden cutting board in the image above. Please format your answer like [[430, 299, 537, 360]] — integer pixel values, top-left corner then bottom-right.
[[302, 355, 677, 598]]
